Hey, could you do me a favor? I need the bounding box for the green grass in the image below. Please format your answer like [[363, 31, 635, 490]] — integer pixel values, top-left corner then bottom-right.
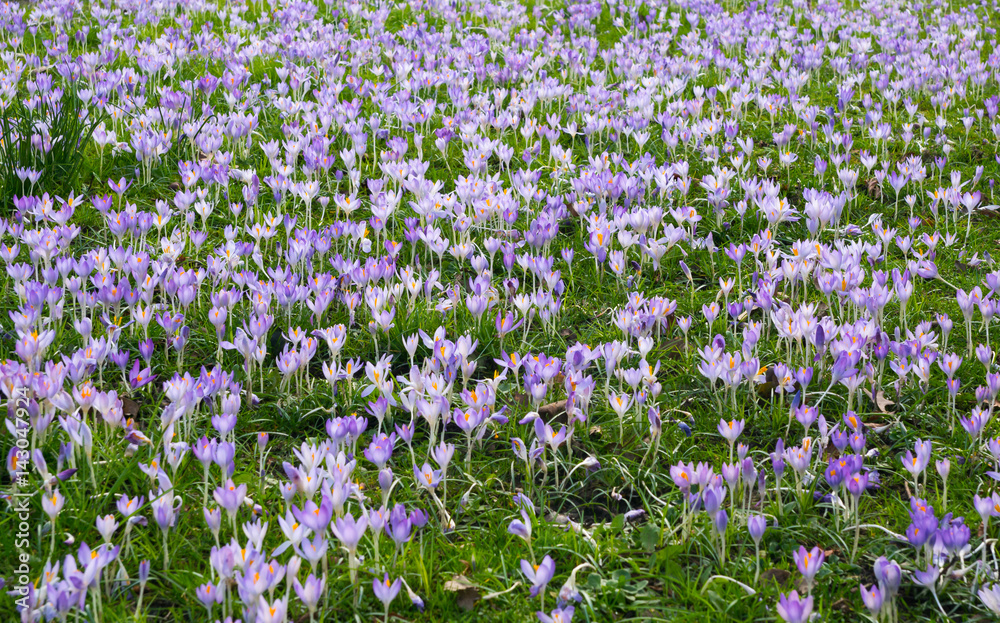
[[3, 0, 1000, 621]]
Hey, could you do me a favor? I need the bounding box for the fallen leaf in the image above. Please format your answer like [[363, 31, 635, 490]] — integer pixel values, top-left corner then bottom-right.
[[443, 575, 477, 591], [457, 587, 479, 611], [122, 397, 140, 419], [865, 178, 881, 199], [442, 576, 481, 612], [538, 400, 567, 419], [863, 388, 895, 413]]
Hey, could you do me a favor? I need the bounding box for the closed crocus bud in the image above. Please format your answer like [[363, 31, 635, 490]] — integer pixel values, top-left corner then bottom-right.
[[257, 432, 269, 452], [286, 555, 302, 585], [204, 507, 222, 540], [379, 468, 394, 493], [936, 459, 950, 481], [139, 559, 151, 585], [747, 514, 767, 545], [404, 579, 425, 611], [977, 344, 993, 367], [713, 509, 728, 535], [402, 503, 430, 533], [874, 557, 901, 598]]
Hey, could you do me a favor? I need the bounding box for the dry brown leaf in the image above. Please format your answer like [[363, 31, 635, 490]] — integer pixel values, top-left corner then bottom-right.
[[863, 388, 895, 413], [444, 575, 481, 611], [865, 178, 881, 199], [538, 400, 567, 419], [123, 397, 140, 419]]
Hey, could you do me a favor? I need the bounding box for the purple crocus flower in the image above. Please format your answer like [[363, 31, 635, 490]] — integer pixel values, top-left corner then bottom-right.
[[213, 479, 247, 521], [538, 606, 574, 623], [373, 573, 402, 611], [331, 513, 368, 554], [776, 591, 813, 623], [509, 509, 532, 543], [414, 462, 442, 490], [793, 546, 824, 593], [747, 515, 767, 545], [521, 555, 556, 597], [292, 574, 325, 615], [196, 581, 223, 614], [860, 583, 883, 617], [913, 563, 940, 590]]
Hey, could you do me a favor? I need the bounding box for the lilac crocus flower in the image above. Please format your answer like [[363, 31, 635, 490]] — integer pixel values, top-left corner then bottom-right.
[[213, 479, 247, 521], [717, 418, 744, 460], [292, 574, 325, 615], [913, 563, 940, 590], [747, 515, 767, 546], [521, 555, 556, 597], [538, 606, 574, 623], [793, 546, 824, 593], [776, 591, 813, 623], [414, 462, 442, 490], [332, 512, 368, 582], [509, 508, 532, 544], [902, 439, 932, 482], [979, 584, 1000, 615], [860, 583, 882, 617], [373, 573, 402, 614], [256, 595, 288, 623], [196, 581, 223, 615]]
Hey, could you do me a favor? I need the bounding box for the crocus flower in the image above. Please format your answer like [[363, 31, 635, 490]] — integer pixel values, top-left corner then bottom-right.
[[793, 546, 824, 593], [509, 509, 532, 544], [859, 584, 882, 618], [414, 462, 441, 490], [196, 581, 222, 616], [913, 563, 940, 590], [717, 418, 744, 460], [776, 591, 813, 623], [332, 513, 368, 583], [747, 514, 767, 581], [373, 573, 402, 621], [521, 555, 556, 598], [213, 479, 247, 521], [979, 584, 1000, 615], [292, 574, 325, 615], [538, 606, 574, 623], [42, 489, 65, 521], [256, 595, 288, 623]]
